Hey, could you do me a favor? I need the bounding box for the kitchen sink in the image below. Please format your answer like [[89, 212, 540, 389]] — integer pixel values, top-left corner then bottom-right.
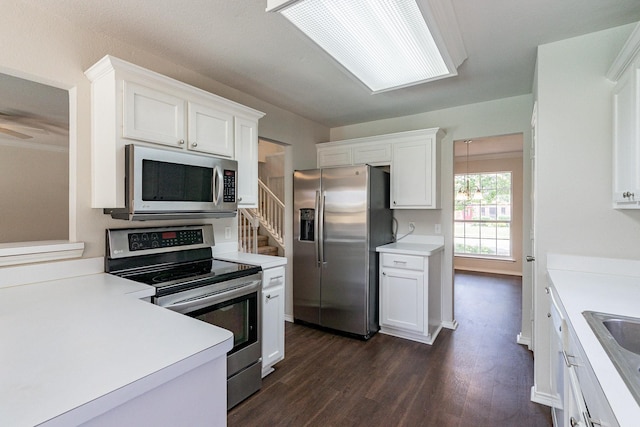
[[583, 311, 640, 405]]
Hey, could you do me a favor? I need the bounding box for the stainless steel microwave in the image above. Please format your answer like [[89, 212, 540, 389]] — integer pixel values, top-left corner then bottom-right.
[[106, 144, 238, 220]]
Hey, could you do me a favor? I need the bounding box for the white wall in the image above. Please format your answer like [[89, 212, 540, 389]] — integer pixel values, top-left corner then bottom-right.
[[0, 145, 68, 242], [0, 1, 328, 259], [330, 94, 534, 333], [532, 23, 639, 402]]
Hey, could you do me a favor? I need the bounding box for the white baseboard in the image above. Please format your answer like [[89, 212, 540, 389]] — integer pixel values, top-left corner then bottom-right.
[[441, 320, 458, 330], [530, 385, 558, 408], [284, 314, 294, 323], [517, 332, 532, 348]]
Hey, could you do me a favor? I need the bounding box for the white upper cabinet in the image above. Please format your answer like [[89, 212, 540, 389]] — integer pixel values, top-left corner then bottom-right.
[[122, 81, 186, 147], [234, 117, 259, 207], [85, 55, 264, 209], [188, 101, 234, 157], [317, 146, 352, 168], [608, 24, 640, 208], [391, 134, 441, 209], [316, 128, 444, 209]]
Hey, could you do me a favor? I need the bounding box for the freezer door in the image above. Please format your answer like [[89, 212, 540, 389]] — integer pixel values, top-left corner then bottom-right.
[[293, 169, 322, 325], [320, 165, 369, 335]]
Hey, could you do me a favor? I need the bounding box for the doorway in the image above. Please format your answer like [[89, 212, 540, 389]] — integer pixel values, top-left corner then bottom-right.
[[453, 134, 524, 276], [258, 137, 294, 321]]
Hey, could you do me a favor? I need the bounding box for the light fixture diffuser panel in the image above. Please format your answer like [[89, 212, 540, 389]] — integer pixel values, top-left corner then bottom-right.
[[278, 0, 452, 92]]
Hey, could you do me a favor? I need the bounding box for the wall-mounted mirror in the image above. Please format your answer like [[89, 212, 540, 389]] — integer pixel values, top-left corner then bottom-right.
[[0, 72, 69, 244]]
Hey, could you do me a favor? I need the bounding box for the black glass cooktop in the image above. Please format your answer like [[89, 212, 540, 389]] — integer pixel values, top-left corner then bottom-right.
[[118, 258, 261, 295]]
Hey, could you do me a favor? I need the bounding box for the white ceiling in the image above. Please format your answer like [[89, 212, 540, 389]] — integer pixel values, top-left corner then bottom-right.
[[19, 0, 640, 128]]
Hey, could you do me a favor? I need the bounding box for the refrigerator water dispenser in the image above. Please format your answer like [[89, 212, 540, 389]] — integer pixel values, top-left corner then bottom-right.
[[299, 208, 315, 241]]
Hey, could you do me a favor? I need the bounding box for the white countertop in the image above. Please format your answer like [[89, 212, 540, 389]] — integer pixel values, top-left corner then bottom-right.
[[214, 251, 287, 269], [548, 259, 640, 426], [0, 273, 233, 426], [376, 235, 445, 256]]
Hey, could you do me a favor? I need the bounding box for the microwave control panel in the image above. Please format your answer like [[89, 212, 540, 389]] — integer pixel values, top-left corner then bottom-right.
[[223, 169, 236, 202]]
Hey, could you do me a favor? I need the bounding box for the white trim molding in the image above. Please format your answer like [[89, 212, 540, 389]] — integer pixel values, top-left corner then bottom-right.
[[606, 22, 640, 82], [0, 241, 84, 268]]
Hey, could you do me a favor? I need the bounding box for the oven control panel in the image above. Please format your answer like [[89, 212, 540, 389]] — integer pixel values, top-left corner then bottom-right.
[[128, 229, 204, 251], [106, 224, 214, 259]]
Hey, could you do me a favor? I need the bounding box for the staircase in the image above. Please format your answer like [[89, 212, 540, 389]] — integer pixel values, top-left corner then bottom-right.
[[238, 179, 284, 256]]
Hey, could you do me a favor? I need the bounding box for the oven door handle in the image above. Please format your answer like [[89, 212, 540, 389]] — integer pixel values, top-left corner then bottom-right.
[[163, 280, 260, 312]]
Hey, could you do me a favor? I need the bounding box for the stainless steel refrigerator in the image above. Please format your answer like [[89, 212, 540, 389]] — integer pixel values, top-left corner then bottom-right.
[[293, 165, 393, 339]]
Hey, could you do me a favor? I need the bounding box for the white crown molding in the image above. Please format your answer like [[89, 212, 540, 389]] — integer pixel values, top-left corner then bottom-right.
[[606, 22, 640, 82]]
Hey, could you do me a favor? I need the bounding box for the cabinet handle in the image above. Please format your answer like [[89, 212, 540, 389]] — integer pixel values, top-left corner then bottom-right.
[[266, 294, 272, 299], [547, 312, 551, 318], [238, 197, 243, 202], [393, 201, 397, 205], [382, 272, 386, 276], [544, 287, 549, 294], [192, 142, 198, 147], [569, 417, 579, 427], [178, 139, 185, 145], [623, 191, 635, 199], [393, 260, 407, 265], [269, 275, 283, 281]]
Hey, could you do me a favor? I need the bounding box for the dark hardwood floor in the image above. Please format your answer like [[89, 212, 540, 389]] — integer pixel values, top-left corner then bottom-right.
[[228, 272, 552, 426]]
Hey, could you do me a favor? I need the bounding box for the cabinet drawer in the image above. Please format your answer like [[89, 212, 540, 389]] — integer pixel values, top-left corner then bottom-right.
[[263, 266, 285, 290], [381, 253, 423, 270]]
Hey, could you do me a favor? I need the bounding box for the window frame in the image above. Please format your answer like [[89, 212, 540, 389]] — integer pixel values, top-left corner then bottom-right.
[[454, 171, 513, 259]]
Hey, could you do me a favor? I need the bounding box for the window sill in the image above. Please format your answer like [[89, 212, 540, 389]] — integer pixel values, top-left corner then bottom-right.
[[454, 254, 515, 262], [0, 241, 85, 267]]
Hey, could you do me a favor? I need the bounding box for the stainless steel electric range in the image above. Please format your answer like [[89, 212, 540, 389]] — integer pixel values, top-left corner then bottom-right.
[[105, 224, 262, 410]]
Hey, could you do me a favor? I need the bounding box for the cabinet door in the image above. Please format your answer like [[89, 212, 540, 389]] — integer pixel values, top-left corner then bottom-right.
[[187, 101, 234, 157], [612, 66, 640, 207], [123, 81, 186, 147], [262, 277, 285, 373], [352, 142, 391, 165], [317, 146, 352, 168], [235, 117, 259, 207], [380, 268, 424, 333], [391, 138, 439, 209]]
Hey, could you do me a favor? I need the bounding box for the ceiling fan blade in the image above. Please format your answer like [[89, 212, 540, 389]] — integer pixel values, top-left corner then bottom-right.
[[0, 126, 33, 139]]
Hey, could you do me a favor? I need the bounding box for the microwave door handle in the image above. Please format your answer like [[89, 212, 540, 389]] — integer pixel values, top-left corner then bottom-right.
[[212, 165, 221, 205]]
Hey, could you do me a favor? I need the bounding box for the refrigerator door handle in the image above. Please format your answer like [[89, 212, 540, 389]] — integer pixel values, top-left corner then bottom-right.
[[315, 190, 321, 266], [319, 191, 326, 265]]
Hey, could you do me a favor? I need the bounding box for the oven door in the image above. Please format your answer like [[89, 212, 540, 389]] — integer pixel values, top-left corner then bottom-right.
[[157, 276, 262, 376]]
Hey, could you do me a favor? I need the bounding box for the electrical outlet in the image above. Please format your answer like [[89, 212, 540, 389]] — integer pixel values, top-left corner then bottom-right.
[[409, 222, 416, 230], [435, 224, 442, 234], [224, 226, 231, 239]]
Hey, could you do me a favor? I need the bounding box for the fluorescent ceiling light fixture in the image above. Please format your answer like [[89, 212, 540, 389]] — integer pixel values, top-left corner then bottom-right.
[[266, 0, 467, 93]]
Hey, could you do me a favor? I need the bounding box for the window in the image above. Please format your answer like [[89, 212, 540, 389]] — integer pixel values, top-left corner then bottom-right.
[[454, 172, 512, 258]]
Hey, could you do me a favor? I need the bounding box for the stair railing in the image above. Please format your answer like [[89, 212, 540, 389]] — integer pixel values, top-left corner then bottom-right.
[[238, 208, 260, 254], [257, 179, 285, 248]]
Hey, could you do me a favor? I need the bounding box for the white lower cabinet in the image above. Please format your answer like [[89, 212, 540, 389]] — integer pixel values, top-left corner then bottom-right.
[[380, 259, 425, 333], [261, 266, 285, 377], [379, 251, 442, 344], [549, 285, 619, 427]]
